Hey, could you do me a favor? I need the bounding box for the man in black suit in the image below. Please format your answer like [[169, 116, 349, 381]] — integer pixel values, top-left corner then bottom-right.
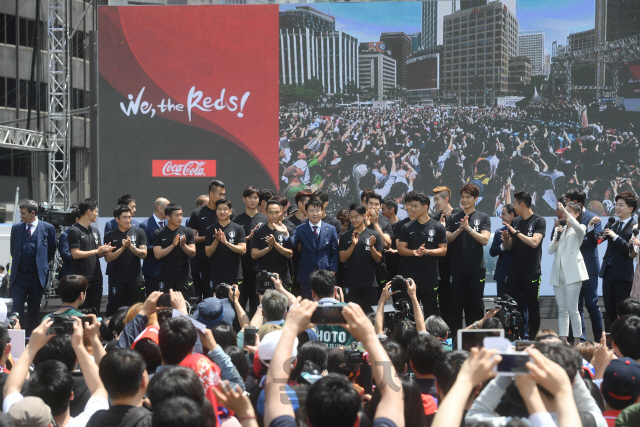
[[139, 197, 170, 296], [587, 191, 638, 324]]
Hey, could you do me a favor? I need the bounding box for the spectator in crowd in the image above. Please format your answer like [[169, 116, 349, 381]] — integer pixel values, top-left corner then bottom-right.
[[42, 275, 87, 321]]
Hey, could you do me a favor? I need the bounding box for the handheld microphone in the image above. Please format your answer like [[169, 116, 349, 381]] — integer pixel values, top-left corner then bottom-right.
[[596, 217, 616, 241], [634, 228, 639, 238], [556, 219, 567, 240]]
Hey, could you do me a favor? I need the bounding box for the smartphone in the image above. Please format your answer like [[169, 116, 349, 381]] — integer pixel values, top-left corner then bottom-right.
[[311, 305, 346, 325], [157, 293, 171, 308], [457, 329, 504, 351], [244, 326, 257, 347], [605, 333, 613, 348], [515, 340, 537, 352], [78, 316, 92, 327], [495, 352, 532, 376]]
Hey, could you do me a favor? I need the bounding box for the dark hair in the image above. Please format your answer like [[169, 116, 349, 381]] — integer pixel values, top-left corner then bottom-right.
[[109, 311, 126, 338], [424, 316, 449, 340], [481, 318, 503, 329], [113, 204, 131, 219], [258, 189, 275, 205], [383, 198, 398, 214], [504, 203, 516, 216], [117, 194, 136, 206], [312, 190, 329, 205], [195, 196, 207, 208], [18, 200, 38, 214], [460, 184, 480, 198], [611, 315, 640, 360], [366, 193, 383, 205], [391, 319, 418, 353], [615, 191, 639, 212], [78, 198, 98, 217], [266, 199, 283, 211], [158, 317, 198, 365], [33, 334, 76, 371], [148, 366, 205, 408], [295, 190, 313, 205], [382, 340, 407, 375], [309, 270, 336, 298], [306, 374, 360, 427], [134, 338, 162, 374], [242, 186, 259, 198], [152, 397, 205, 427], [164, 203, 182, 217], [433, 350, 469, 395], [404, 190, 417, 204], [564, 201, 583, 223], [212, 325, 237, 350], [360, 189, 376, 204], [533, 342, 580, 397], [57, 274, 88, 303], [514, 191, 532, 208], [367, 376, 427, 427], [99, 349, 146, 399], [618, 298, 640, 317], [349, 203, 367, 216], [289, 341, 329, 383], [407, 334, 445, 375], [0, 327, 9, 355], [225, 346, 249, 381], [215, 199, 232, 210], [359, 173, 377, 191], [28, 360, 73, 416], [209, 180, 225, 193], [566, 188, 586, 205], [412, 192, 431, 207], [156, 308, 173, 328], [305, 198, 324, 212], [271, 195, 288, 209]]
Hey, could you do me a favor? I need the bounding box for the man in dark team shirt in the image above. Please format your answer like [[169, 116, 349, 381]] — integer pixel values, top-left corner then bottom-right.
[[67, 198, 114, 314], [252, 200, 294, 286], [432, 186, 461, 328], [189, 180, 228, 299], [233, 186, 266, 317], [104, 205, 148, 310], [272, 195, 296, 234], [393, 191, 417, 278], [205, 199, 247, 292], [152, 203, 196, 298], [288, 190, 312, 298], [398, 192, 447, 318], [446, 184, 491, 335], [381, 198, 401, 279], [258, 188, 276, 217], [363, 193, 393, 250], [339, 203, 383, 313], [501, 190, 546, 339]]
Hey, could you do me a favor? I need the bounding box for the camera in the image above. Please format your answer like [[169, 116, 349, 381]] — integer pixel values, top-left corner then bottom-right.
[[344, 348, 364, 364], [257, 270, 277, 292], [48, 314, 76, 335], [37, 203, 75, 227], [6, 313, 19, 329], [390, 275, 407, 293], [215, 283, 230, 299], [485, 295, 523, 341]]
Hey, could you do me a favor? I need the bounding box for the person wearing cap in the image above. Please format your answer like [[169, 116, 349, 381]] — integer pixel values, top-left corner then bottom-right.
[[327, 346, 363, 396], [3, 317, 108, 427], [7, 396, 54, 427], [601, 357, 640, 426], [193, 297, 235, 330]]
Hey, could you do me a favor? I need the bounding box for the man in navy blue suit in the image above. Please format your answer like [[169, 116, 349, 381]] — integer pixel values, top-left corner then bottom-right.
[[566, 188, 603, 340], [587, 191, 638, 325], [103, 194, 138, 316], [9, 200, 57, 335], [139, 197, 170, 296], [285, 198, 339, 299]]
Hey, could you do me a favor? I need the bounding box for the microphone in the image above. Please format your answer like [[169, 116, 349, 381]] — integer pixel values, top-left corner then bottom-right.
[[596, 217, 616, 241], [556, 219, 567, 240], [634, 229, 639, 238]]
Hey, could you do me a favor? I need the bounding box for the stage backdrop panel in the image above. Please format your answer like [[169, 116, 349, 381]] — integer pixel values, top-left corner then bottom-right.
[[98, 5, 280, 216]]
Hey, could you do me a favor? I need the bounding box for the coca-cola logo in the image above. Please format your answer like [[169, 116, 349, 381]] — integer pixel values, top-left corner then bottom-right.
[[152, 160, 217, 177]]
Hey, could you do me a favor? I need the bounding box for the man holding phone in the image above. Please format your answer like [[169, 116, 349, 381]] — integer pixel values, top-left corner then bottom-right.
[[152, 203, 196, 298]]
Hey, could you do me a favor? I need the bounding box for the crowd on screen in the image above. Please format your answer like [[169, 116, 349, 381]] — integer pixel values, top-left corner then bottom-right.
[[0, 99, 640, 426]]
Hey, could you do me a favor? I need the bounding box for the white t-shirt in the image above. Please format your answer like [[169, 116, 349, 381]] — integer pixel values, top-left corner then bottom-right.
[[3, 392, 109, 427]]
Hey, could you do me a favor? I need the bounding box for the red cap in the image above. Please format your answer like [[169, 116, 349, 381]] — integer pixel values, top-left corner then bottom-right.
[[132, 326, 159, 349]]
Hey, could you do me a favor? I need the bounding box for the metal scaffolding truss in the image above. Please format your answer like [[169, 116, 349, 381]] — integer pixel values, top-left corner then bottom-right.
[[551, 33, 640, 100], [47, 0, 70, 209], [0, 125, 48, 151]]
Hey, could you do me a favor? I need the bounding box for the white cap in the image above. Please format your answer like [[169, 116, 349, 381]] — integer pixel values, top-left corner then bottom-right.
[[258, 330, 298, 366]]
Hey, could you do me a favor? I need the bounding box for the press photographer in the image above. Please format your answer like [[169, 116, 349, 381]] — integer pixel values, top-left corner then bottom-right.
[[374, 276, 426, 337]]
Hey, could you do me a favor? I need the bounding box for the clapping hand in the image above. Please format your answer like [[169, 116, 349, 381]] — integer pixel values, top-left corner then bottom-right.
[[368, 235, 377, 248], [460, 215, 470, 231], [179, 235, 187, 247], [414, 243, 427, 257], [122, 237, 132, 248], [351, 230, 359, 247], [172, 234, 181, 247], [369, 208, 380, 225], [274, 221, 288, 234], [265, 234, 276, 248]]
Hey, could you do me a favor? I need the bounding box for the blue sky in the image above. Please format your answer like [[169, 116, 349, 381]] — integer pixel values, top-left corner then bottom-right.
[[280, 0, 596, 53]]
